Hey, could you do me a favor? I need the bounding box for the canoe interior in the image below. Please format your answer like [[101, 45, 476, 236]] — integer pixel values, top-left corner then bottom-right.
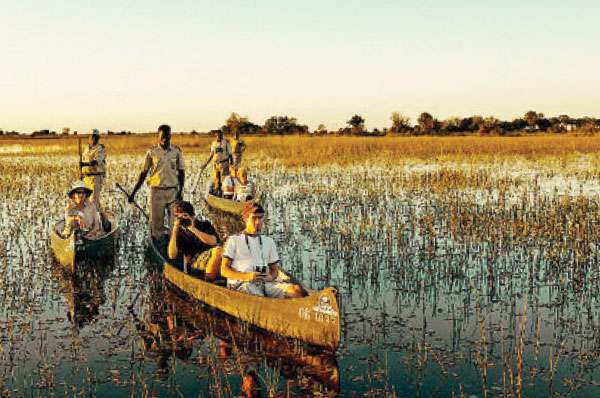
[[205, 193, 255, 215], [147, 236, 341, 352]]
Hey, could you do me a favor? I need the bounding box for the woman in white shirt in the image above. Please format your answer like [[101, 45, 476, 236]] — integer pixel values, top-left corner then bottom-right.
[[220, 204, 305, 298], [234, 167, 255, 202]]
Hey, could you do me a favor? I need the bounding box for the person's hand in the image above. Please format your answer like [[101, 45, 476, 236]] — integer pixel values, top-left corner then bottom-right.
[[79, 161, 85, 168], [250, 272, 267, 282], [90, 160, 98, 166], [262, 272, 275, 282]]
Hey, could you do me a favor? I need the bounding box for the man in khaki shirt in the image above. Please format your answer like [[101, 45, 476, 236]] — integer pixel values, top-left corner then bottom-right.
[[129, 125, 185, 238], [201, 130, 232, 178], [80, 130, 107, 209], [230, 131, 246, 172]]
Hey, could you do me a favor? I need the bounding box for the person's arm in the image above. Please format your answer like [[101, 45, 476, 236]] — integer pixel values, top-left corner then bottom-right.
[[167, 219, 181, 259], [187, 220, 217, 246], [220, 257, 260, 282], [129, 152, 151, 202], [129, 170, 148, 202]]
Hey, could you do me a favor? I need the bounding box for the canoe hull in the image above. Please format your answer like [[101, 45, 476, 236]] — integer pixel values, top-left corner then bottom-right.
[[205, 193, 254, 215], [147, 238, 341, 351], [49, 220, 118, 273]]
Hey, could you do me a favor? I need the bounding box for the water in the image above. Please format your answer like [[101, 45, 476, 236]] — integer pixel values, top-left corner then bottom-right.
[[1, 154, 600, 397]]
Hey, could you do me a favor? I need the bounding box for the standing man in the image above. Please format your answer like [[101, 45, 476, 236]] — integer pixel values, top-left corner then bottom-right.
[[80, 129, 106, 209], [128, 125, 185, 239], [231, 130, 246, 172], [201, 130, 232, 178]]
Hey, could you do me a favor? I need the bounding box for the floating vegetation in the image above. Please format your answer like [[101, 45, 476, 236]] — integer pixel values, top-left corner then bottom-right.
[[1, 145, 600, 397]]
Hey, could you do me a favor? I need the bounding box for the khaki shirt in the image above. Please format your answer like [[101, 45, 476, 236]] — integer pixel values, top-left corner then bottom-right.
[[210, 139, 232, 163], [143, 145, 184, 188], [64, 200, 103, 237], [231, 138, 246, 156], [82, 144, 107, 175]]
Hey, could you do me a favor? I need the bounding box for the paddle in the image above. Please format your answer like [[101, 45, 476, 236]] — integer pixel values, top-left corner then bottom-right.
[[78, 137, 83, 180], [115, 183, 150, 221], [191, 164, 209, 196]]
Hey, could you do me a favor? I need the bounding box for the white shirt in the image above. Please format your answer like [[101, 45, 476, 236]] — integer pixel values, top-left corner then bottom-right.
[[235, 180, 255, 201], [222, 175, 238, 196], [223, 233, 279, 285]]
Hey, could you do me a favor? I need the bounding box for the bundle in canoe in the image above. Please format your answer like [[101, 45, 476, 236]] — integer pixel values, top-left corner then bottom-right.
[[49, 218, 118, 274], [146, 236, 341, 352], [205, 192, 256, 215]]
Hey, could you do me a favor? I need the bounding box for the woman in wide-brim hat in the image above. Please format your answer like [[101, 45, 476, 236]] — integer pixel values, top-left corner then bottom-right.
[[63, 180, 102, 237]]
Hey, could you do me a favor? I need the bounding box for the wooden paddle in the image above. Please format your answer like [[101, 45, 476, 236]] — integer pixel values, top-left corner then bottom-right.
[[78, 137, 83, 179], [115, 183, 150, 221]]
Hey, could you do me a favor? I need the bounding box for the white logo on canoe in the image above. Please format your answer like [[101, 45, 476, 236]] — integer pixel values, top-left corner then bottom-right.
[[312, 295, 338, 317]]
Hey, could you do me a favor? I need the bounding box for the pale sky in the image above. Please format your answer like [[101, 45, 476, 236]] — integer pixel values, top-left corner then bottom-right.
[[1, 0, 598, 133]]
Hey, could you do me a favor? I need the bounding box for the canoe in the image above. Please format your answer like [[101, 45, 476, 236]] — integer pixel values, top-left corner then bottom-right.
[[49, 218, 118, 274], [146, 237, 341, 352], [205, 192, 256, 215]]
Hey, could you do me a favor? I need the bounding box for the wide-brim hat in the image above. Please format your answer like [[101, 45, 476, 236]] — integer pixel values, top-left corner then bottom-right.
[[68, 180, 93, 197]]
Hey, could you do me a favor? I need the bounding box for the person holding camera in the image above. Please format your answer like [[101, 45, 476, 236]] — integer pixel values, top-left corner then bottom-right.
[[128, 125, 185, 239], [220, 204, 306, 298], [167, 200, 222, 281]]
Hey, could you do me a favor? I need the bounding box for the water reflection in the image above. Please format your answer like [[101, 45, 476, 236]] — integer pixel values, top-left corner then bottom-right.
[[133, 270, 340, 396]]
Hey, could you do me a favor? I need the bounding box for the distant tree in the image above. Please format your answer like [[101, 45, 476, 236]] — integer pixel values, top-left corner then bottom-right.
[[263, 116, 306, 135], [479, 117, 500, 135], [390, 112, 411, 134], [347, 114, 365, 134], [440, 117, 462, 134], [417, 112, 436, 134], [316, 124, 328, 134], [524, 110, 542, 130], [225, 112, 248, 135]]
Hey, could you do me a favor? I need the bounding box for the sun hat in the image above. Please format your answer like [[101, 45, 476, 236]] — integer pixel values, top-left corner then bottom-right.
[[68, 180, 93, 197]]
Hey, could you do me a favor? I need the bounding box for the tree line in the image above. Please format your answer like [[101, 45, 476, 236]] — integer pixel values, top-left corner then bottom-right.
[[2, 110, 599, 137]]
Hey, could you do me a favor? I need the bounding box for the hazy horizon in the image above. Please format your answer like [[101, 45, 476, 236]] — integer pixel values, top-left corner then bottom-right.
[[1, 0, 598, 133]]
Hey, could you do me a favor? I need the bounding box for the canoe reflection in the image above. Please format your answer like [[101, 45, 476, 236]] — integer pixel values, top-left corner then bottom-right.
[[51, 259, 114, 330], [138, 276, 340, 395]]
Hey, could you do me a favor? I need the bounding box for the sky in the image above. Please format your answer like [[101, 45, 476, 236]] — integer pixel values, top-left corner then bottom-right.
[[0, 0, 598, 133]]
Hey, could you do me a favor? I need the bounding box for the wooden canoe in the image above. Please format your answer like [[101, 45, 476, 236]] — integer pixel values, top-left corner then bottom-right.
[[146, 237, 341, 352], [205, 192, 256, 215], [49, 218, 119, 274]]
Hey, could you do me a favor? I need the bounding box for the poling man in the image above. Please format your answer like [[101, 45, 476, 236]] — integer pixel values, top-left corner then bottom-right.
[[80, 129, 106, 208], [128, 125, 185, 239], [201, 130, 232, 179], [231, 130, 246, 172]]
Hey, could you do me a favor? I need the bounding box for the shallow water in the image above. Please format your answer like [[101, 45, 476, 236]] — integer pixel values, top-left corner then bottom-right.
[[1, 154, 600, 397]]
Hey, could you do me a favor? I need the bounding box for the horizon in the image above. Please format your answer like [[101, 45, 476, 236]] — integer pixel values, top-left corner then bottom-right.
[[1, 0, 598, 133]]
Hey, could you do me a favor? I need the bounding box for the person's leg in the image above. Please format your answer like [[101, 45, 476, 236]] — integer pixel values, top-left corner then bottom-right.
[[150, 188, 165, 239], [203, 247, 223, 281], [234, 282, 266, 296], [264, 282, 305, 298]]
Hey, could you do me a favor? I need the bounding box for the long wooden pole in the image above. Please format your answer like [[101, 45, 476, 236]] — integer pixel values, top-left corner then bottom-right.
[[78, 137, 83, 180], [115, 183, 150, 221]]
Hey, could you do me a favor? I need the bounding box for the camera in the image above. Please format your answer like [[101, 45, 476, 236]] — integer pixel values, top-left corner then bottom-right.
[[215, 147, 223, 153], [178, 217, 191, 227], [255, 265, 268, 274]]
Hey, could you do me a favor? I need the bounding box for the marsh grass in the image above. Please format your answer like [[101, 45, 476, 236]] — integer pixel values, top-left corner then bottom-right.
[[2, 137, 600, 396]]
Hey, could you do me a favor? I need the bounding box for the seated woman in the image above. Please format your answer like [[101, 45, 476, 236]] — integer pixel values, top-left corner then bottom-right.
[[234, 167, 256, 202], [63, 181, 103, 238], [167, 200, 222, 281], [222, 165, 238, 200], [220, 204, 306, 298], [207, 170, 223, 197]]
